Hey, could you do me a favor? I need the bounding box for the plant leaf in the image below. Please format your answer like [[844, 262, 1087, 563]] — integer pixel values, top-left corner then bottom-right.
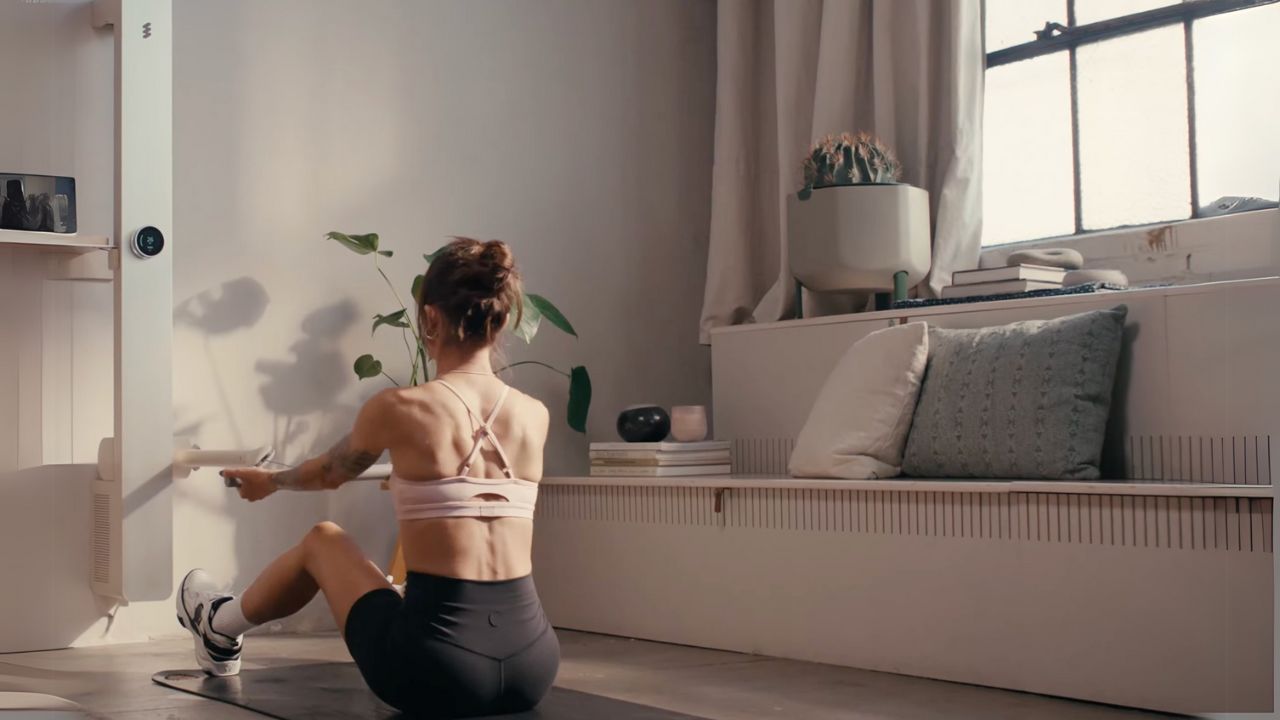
[[353, 354, 383, 380], [377, 250, 393, 258], [411, 274, 424, 304], [325, 231, 379, 255], [372, 309, 410, 334], [525, 293, 576, 338], [511, 297, 542, 343], [567, 366, 592, 433], [424, 246, 447, 265]]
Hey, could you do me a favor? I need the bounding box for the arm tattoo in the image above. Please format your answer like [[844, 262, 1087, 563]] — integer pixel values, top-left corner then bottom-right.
[[271, 465, 308, 490], [271, 434, 379, 491], [321, 434, 380, 488]]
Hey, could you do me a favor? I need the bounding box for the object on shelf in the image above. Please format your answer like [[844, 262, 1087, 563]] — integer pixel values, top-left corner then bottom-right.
[[669, 405, 708, 442], [616, 405, 671, 443], [788, 132, 931, 305], [1005, 247, 1083, 270], [0, 173, 76, 233], [589, 440, 731, 477], [1064, 268, 1128, 288], [1198, 195, 1277, 217], [590, 464, 730, 478], [951, 264, 1066, 286], [893, 281, 1128, 309], [590, 440, 730, 453], [592, 448, 729, 465], [941, 279, 1062, 299]]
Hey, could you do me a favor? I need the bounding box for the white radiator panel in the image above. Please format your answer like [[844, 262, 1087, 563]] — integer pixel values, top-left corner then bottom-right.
[[730, 437, 796, 476], [534, 484, 1273, 714], [732, 433, 1275, 485], [538, 484, 1272, 552], [1127, 434, 1273, 484], [90, 481, 120, 595]]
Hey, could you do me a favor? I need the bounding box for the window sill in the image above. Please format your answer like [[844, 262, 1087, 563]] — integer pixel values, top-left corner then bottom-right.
[[979, 208, 1279, 286]]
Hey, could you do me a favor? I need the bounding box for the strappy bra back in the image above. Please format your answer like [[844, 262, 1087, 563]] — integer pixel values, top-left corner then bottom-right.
[[390, 379, 538, 521]]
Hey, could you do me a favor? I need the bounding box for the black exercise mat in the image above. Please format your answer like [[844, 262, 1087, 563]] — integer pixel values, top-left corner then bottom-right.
[[153, 663, 708, 720]]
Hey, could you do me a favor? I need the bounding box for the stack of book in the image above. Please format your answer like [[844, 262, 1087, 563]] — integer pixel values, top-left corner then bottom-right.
[[589, 440, 732, 477], [941, 264, 1066, 299]]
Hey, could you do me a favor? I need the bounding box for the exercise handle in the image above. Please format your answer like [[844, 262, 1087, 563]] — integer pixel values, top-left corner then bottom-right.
[[175, 446, 274, 470]]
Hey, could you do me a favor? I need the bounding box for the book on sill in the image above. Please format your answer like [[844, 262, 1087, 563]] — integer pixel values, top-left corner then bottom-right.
[[951, 264, 1067, 286], [941, 279, 1062, 299], [591, 454, 731, 467], [588, 440, 730, 453], [589, 464, 732, 478]]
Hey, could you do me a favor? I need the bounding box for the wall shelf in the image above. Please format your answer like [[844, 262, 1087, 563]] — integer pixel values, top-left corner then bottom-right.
[[0, 229, 112, 252], [543, 475, 1274, 498]]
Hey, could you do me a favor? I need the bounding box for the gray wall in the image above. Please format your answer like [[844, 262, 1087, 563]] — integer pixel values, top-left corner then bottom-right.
[[0, 0, 715, 642]]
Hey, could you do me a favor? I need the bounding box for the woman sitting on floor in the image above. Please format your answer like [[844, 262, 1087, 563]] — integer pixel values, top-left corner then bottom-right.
[[177, 238, 559, 718]]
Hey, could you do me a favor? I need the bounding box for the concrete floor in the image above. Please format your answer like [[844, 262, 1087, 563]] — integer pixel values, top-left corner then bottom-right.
[[0, 630, 1181, 719]]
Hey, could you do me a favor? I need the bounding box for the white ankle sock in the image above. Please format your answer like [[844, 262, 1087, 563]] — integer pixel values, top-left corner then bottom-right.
[[209, 595, 255, 642]]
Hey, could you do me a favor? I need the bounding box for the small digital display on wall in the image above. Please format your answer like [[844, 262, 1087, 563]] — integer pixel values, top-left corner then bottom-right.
[[0, 173, 77, 234]]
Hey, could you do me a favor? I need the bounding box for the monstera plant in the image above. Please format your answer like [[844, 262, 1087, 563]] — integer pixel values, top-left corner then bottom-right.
[[325, 231, 591, 432]]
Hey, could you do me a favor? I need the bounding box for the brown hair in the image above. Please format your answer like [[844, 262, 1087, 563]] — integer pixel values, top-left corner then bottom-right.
[[418, 237, 523, 346]]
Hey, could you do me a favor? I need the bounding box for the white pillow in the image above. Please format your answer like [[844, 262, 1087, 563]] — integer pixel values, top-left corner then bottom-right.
[[788, 321, 929, 479]]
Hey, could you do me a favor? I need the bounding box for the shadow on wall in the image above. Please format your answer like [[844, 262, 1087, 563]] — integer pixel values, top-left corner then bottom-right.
[[176, 277, 272, 448], [255, 299, 357, 463], [228, 299, 378, 631], [173, 284, 364, 631], [1101, 321, 1140, 479], [174, 406, 209, 442], [175, 276, 270, 334]]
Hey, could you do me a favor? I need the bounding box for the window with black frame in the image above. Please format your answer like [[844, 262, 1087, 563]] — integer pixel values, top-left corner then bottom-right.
[[982, 0, 1280, 246]]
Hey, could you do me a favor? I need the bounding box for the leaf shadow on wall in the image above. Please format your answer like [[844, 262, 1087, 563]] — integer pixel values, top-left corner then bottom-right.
[[175, 277, 270, 334], [254, 299, 358, 464], [229, 300, 373, 631], [175, 277, 272, 449]]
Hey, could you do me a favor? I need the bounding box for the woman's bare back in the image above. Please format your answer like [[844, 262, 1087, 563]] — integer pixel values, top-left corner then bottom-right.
[[384, 375, 550, 580]]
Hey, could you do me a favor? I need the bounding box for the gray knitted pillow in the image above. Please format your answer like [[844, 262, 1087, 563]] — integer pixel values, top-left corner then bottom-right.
[[902, 306, 1127, 479]]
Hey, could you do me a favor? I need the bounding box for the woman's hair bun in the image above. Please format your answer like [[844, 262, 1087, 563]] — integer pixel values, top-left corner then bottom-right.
[[419, 237, 523, 345]]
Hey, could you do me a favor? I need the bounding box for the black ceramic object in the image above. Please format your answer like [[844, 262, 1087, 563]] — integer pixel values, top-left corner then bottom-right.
[[616, 405, 671, 443]]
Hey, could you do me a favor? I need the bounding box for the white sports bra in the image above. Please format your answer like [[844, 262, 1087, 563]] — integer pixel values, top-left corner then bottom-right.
[[389, 379, 539, 521]]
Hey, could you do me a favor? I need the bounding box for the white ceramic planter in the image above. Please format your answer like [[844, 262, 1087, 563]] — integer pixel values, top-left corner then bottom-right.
[[787, 184, 932, 293]]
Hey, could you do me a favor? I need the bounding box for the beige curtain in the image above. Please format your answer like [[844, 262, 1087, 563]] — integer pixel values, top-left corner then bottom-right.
[[699, 0, 984, 341]]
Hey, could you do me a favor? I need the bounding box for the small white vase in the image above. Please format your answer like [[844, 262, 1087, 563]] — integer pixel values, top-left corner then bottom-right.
[[670, 405, 708, 442]]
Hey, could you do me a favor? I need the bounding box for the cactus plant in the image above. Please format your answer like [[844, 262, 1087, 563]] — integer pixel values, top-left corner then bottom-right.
[[798, 132, 902, 200]]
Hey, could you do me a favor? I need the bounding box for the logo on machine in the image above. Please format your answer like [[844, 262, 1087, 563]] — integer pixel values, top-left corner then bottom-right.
[[142, 22, 152, 39]]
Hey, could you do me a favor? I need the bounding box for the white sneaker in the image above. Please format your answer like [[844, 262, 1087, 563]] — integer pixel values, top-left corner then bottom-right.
[[176, 568, 243, 677]]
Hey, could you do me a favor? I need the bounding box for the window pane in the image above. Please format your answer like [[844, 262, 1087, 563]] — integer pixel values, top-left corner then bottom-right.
[[1193, 3, 1280, 204], [1077, 27, 1191, 230], [983, 54, 1075, 245], [985, 0, 1066, 52], [1074, 0, 1175, 25]]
